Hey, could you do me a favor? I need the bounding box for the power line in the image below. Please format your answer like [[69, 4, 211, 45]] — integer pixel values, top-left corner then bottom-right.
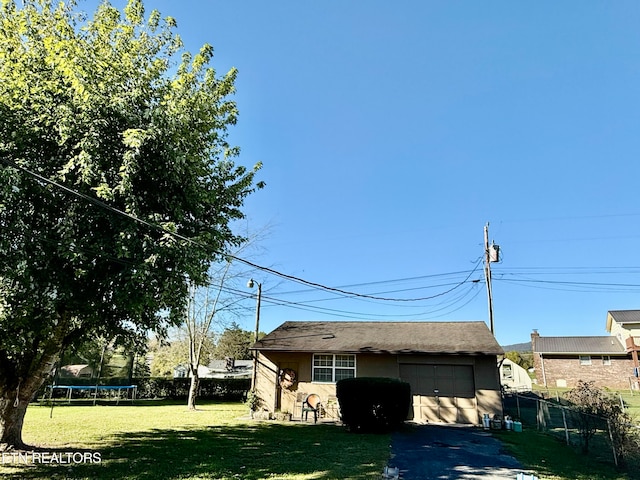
[[3, 157, 474, 302], [273, 270, 482, 295]]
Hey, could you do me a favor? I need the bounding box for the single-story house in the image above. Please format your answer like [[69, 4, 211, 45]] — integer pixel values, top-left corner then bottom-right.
[[251, 321, 503, 424], [531, 328, 633, 390], [499, 358, 532, 392], [173, 359, 252, 379], [59, 364, 94, 378]]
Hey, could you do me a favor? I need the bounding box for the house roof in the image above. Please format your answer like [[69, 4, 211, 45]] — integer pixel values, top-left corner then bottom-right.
[[608, 310, 640, 323], [61, 364, 92, 373], [535, 336, 626, 355], [206, 359, 253, 371], [606, 310, 640, 332], [252, 321, 503, 355]]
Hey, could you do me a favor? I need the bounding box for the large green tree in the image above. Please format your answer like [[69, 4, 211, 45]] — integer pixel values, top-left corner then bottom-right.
[[0, 0, 263, 449], [214, 323, 259, 361]]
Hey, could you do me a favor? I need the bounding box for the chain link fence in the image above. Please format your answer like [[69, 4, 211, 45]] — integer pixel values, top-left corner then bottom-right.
[[502, 391, 636, 468]]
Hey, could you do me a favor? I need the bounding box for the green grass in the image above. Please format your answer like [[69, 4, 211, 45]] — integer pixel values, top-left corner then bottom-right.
[[4, 400, 639, 479], [0, 401, 390, 480], [532, 386, 640, 418], [493, 428, 633, 480]]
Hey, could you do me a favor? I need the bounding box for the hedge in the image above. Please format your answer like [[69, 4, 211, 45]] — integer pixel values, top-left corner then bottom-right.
[[336, 377, 411, 432]]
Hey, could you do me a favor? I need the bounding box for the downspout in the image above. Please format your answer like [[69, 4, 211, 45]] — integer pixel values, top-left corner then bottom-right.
[[540, 353, 547, 387]]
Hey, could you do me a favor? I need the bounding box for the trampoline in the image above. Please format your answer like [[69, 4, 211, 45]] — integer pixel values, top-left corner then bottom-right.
[[46, 384, 137, 405]]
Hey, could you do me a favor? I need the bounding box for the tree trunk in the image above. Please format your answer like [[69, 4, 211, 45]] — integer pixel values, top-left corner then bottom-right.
[[0, 336, 63, 451], [0, 384, 38, 451], [187, 371, 199, 411]]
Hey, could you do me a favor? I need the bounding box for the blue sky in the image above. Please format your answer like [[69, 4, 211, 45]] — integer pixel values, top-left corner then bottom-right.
[[93, 1, 640, 346]]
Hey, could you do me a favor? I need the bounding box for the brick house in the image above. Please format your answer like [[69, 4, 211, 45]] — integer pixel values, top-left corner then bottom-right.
[[531, 310, 640, 389]]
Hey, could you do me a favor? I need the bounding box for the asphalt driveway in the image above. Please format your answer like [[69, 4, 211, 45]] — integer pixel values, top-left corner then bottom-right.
[[388, 424, 534, 480]]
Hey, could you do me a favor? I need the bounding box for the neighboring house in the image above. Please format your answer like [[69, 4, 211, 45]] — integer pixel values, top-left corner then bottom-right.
[[59, 364, 94, 378], [251, 321, 504, 425], [173, 359, 252, 379], [606, 309, 640, 348], [499, 358, 532, 392], [531, 310, 640, 389]]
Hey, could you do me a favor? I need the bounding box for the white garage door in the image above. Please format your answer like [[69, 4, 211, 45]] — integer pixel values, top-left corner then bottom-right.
[[399, 364, 477, 424]]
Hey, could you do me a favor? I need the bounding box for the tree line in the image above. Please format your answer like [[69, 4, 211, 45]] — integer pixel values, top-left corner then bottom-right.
[[57, 323, 260, 380]]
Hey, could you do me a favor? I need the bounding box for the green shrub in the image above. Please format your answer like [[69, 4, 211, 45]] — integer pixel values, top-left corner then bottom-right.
[[336, 377, 411, 432]]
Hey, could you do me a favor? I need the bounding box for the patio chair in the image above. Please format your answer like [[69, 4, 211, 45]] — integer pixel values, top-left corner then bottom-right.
[[302, 393, 322, 423], [324, 394, 340, 420], [294, 391, 307, 418]]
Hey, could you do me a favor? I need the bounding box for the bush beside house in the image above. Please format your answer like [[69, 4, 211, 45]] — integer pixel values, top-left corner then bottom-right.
[[337, 377, 411, 432]]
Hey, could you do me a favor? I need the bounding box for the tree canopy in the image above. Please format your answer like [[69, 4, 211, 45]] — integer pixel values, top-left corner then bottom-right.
[[214, 323, 260, 361], [0, 0, 263, 449]]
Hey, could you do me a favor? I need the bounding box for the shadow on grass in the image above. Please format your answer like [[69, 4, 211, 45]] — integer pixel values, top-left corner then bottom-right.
[[493, 429, 633, 480], [2, 422, 390, 480]]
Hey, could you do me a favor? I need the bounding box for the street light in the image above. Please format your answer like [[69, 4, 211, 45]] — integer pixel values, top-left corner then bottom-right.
[[247, 279, 262, 390]]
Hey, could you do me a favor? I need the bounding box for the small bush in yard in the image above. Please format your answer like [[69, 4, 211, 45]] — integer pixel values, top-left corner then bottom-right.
[[337, 377, 411, 432], [566, 380, 640, 467]]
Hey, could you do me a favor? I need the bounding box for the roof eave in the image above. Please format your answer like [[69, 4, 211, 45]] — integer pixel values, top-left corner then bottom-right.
[[253, 346, 502, 356], [538, 351, 627, 355]]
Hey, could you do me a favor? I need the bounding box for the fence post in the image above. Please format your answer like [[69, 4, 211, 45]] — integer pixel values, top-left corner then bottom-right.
[[561, 406, 570, 445], [516, 394, 521, 419], [607, 418, 618, 467]]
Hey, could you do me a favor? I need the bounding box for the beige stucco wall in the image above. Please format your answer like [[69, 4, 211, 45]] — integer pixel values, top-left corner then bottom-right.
[[253, 351, 502, 423], [473, 355, 503, 420]]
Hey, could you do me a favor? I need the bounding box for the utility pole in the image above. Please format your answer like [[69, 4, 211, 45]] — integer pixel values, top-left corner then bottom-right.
[[484, 223, 499, 335], [247, 279, 262, 391]]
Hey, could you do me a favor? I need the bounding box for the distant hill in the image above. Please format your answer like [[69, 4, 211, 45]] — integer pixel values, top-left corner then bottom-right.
[[501, 342, 532, 352]]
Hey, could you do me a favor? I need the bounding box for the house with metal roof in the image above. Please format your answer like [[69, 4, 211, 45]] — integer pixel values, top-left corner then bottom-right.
[[531, 310, 640, 389], [251, 320, 503, 425]]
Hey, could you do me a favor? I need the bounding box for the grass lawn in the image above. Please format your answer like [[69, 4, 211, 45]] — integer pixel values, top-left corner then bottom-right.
[[493, 428, 634, 480], [0, 401, 390, 480], [533, 386, 640, 419]]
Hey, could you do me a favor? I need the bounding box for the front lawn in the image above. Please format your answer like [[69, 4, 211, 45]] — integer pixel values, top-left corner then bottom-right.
[[0, 401, 390, 480]]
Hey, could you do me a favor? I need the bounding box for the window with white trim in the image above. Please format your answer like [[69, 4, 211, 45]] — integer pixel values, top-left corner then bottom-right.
[[579, 355, 592, 366], [602, 355, 611, 366], [312, 354, 356, 383]]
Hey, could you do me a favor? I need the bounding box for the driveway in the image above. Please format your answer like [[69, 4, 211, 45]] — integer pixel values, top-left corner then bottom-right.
[[389, 424, 533, 480]]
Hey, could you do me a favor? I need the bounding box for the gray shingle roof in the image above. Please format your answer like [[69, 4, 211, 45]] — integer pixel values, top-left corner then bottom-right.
[[253, 321, 503, 355], [608, 310, 640, 324], [535, 336, 626, 354]]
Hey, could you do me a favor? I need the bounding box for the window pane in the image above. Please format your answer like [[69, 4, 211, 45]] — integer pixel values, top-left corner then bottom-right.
[[579, 355, 591, 366], [314, 355, 333, 367], [335, 369, 355, 381], [335, 355, 355, 367], [313, 368, 333, 382]]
